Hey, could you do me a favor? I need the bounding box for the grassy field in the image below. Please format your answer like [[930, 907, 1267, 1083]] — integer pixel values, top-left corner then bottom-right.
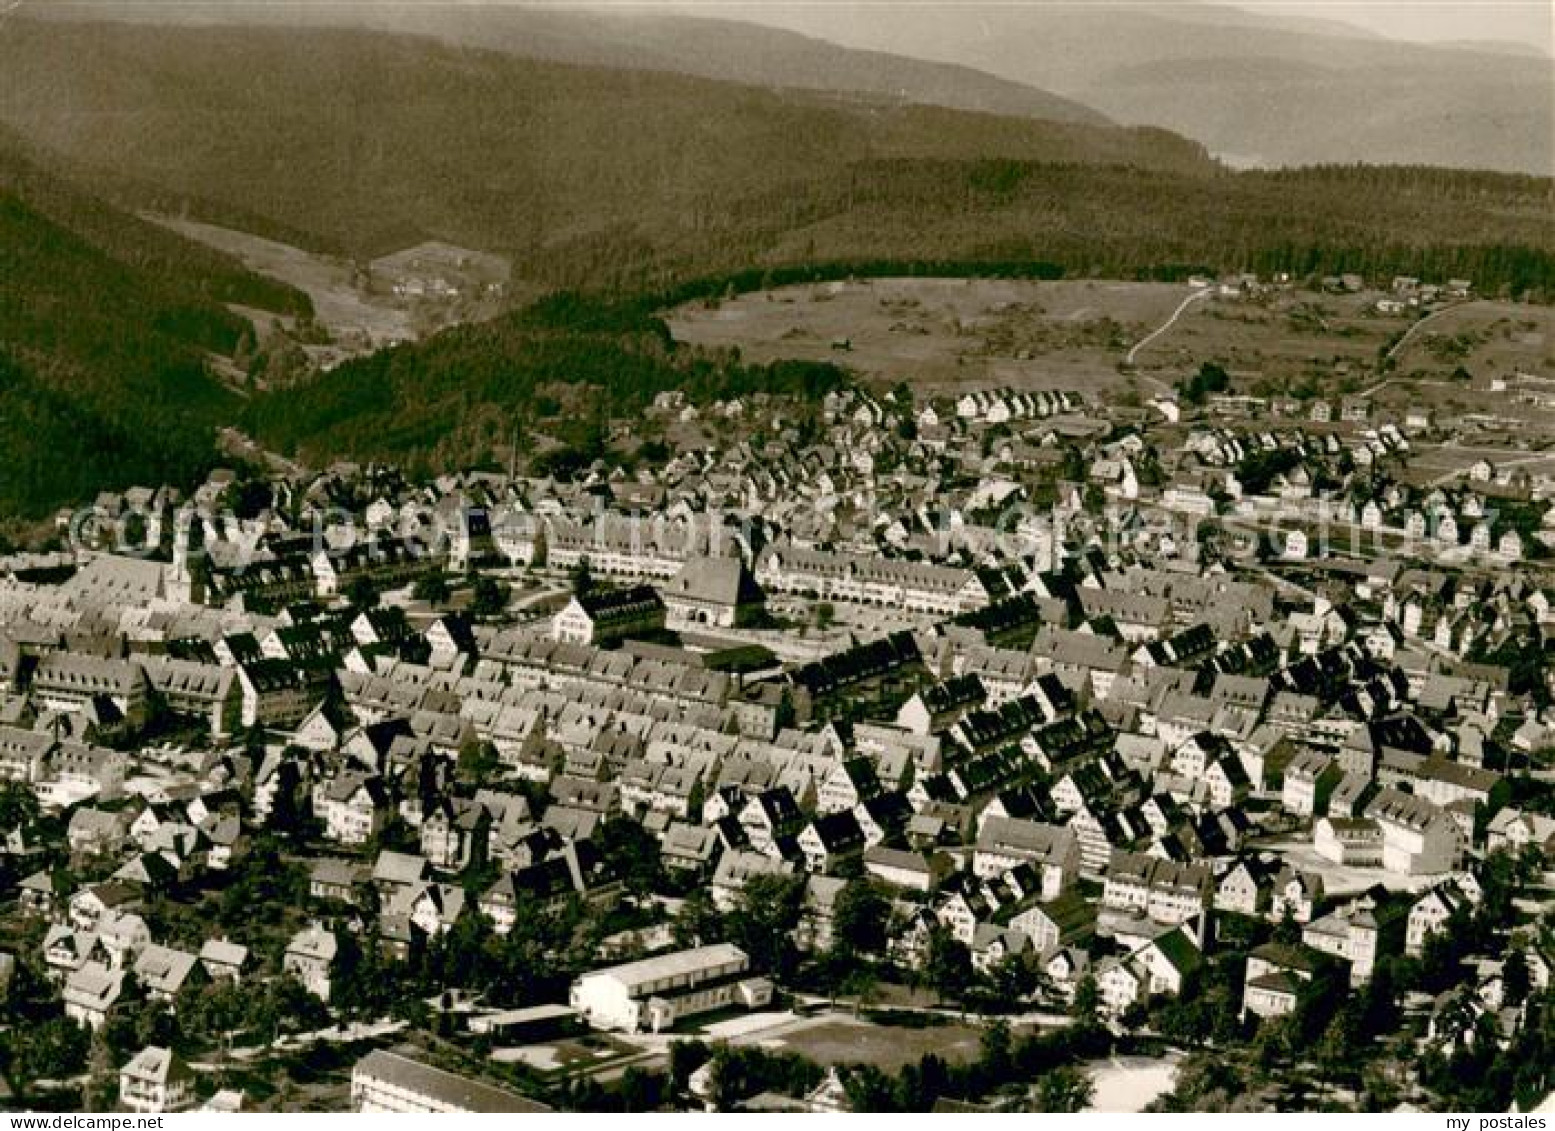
[[1388, 301, 1554, 380], [667, 279, 1555, 408], [666, 276, 1183, 398], [492, 1033, 638, 1078], [758, 1016, 984, 1072], [1402, 441, 1555, 482], [148, 213, 417, 350]]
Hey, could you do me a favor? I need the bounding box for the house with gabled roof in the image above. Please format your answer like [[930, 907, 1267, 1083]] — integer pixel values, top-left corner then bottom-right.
[[1270, 866, 1324, 924], [134, 944, 205, 1001], [1135, 926, 1203, 999], [322, 773, 392, 846], [1406, 880, 1476, 955], [284, 924, 339, 1001], [1302, 888, 1408, 983], [1003, 889, 1096, 957], [797, 810, 865, 874], [1096, 955, 1149, 1016], [67, 807, 130, 856], [1242, 942, 1329, 1020], [120, 1046, 196, 1113], [660, 555, 765, 630], [972, 818, 1080, 899], [711, 848, 796, 913], [1216, 855, 1277, 918], [738, 787, 805, 858], [552, 586, 667, 647], [44, 925, 109, 981], [65, 962, 125, 1028], [198, 938, 250, 981], [1101, 852, 1212, 926], [420, 797, 491, 871], [660, 821, 722, 876]]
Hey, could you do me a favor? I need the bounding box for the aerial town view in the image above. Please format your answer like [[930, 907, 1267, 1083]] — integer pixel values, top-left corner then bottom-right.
[[0, 0, 1551, 1118]]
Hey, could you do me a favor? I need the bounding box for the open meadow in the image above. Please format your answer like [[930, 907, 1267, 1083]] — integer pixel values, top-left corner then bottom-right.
[[147, 213, 417, 350], [667, 276, 1186, 399], [668, 279, 1555, 412]]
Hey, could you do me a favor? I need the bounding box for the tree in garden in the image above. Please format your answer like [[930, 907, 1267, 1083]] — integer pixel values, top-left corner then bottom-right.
[[412, 574, 450, 604], [471, 576, 510, 617], [840, 965, 879, 1017], [982, 950, 1043, 1006], [830, 877, 889, 957], [728, 873, 805, 978], [596, 816, 664, 897], [668, 1040, 711, 1094], [617, 1066, 665, 1112], [344, 574, 380, 609], [456, 737, 502, 786], [1317, 1003, 1362, 1092], [980, 1017, 1014, 1081], [1033, 1066, 1095, 1112], [672, 888, 723, 949], [0, 1017, 90, 1093], [925, 926, 973, 1006], [1070, 973, 1102, 1025], [0, 780, 40, 834], [1503, 948, 1531, 1006]]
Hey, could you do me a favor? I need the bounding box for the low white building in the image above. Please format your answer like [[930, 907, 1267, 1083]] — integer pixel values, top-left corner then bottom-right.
[[568, 943, 771, 1033], [352, 1050, 546, 1113]]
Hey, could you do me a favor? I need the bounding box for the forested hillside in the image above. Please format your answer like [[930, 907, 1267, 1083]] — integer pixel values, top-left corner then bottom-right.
[[0, 19, 1212, 261], [526, 161, 1555, 299], [3, 19, 1553, 512], [0, 20, 1546, 304], [244, 297, 848, 474], [0, 133, 310, 520]]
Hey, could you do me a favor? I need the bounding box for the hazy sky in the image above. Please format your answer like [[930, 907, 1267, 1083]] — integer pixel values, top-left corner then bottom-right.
[[651, 0, 1554, 53], [1251, 1, 1552, 50], [48, 0, 1555, 53]]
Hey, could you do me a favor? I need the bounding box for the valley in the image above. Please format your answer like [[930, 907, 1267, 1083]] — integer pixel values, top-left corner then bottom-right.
[[148, 215, 417, 355]]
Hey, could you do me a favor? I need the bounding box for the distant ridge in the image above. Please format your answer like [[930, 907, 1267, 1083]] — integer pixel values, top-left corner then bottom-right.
[[0, 18, 1212, 261], [665, 0, 1554, 175], [30, 0, 1109, 127]]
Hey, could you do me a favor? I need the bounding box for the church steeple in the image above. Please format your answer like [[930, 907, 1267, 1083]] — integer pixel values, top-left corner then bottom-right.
[[167, 505, 207, 604]]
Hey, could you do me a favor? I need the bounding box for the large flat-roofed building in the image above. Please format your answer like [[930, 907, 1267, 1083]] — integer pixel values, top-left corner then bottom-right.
[[351, 1050, 548, 1113], [569, 943, 772, 1033]]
